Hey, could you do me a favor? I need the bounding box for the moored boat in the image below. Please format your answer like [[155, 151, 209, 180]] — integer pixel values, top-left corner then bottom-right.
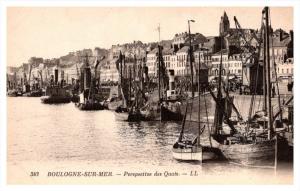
[[208, 7, 284, 167], [172, 42, 221, 162], [75, 101, 106, 110], [41, 67, 71, 104], [173, 140, 220, 161], [7, 89, 23, 97], [41, 86, 71, 104], [75, 54, 107, 111], [217, 135, 276, 166], [172, 139, 202, 161], [114, 110, 129, 121], [23, 89, 44, 97]]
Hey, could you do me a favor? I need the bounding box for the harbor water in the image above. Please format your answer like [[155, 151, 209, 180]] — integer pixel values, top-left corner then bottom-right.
[[7, 97, 293, 184]]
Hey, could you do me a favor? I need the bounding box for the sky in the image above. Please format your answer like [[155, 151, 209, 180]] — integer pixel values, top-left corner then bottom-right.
[[7, 7, 293, 67]]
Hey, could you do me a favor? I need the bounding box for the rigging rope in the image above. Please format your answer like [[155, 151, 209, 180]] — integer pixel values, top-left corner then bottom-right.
[[247, 13, 264, 126], [269, 8, 282, 121], [204, 93, 213, 148]]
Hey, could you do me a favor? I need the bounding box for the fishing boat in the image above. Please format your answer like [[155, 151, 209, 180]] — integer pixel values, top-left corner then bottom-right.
[[75, 55, 106, 110], [7, 88, 23, 97], [158, 49, 183, 121], [21, 63, 44, 97], [113, 51, 150, 121], [114, 107, 130, 121], [172, 97, 221, 161], [208, 7, 280, 167], [23, 87, 44, 97], [155, 44, 183, 121], [172, 34, 221, 162], [137, 45, 183, 122], [41, 85, 71, 104], [41, 67, 71, 104]]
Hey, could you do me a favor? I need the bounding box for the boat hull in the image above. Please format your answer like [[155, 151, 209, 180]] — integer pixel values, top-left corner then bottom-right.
[[75, 102, 106, 110], [41, 96, 71, 104], [7, 90, 23, 97], [161, 104, 183, 121], [108, 100, 123, 110], [23, 90, 43, 97], [172, 146, 202, 161], [218, 138, 276, 166], [114, 111, 146, 122], [114, 112, 129, 121], [71, 95, 80, 103]]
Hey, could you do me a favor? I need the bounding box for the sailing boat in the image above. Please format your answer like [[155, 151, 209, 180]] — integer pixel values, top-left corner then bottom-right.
[[139, 45, 183, 121], [75, 54, 106, 110], [209, 7, 278, 167], [172, 100, 202, 161], [114, 52, 145, 121], [172, 101, 220, 161], [172, 38, 221, 162]]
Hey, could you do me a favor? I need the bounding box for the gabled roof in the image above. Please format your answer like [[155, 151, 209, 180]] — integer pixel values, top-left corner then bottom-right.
[[177, 46, 189, 53], [271, 35, 291, 47], [148, 48, 158, 55], [162, 47, 174, 55]]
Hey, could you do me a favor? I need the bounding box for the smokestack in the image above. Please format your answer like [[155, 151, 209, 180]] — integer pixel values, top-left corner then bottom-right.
[[54, 68, 58, 84], [84, 67, 91, 90]]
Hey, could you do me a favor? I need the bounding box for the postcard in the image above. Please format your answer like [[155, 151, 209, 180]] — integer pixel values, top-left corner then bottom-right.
[[4, 4, 294, 186]]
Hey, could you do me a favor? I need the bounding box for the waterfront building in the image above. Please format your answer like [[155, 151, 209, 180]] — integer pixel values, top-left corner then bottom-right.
[[162, 47, 174, 70], [210, 49, 246, 80], [146, 47, 158, 77], [175, 46, 190, 77], [277, 58, 293, 80]]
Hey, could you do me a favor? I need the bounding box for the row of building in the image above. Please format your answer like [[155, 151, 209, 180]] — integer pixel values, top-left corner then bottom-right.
[[7, 12, 294, 89]]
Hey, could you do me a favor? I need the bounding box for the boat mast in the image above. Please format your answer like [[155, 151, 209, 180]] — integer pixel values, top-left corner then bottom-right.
[[213, 34, 224, 135], [158, 45, 161, 102], [198, 51, 201, 146], [157, 24, 161, 102], [118, 51, 126, 107], [218, 38, 223, 102], [263, 25, 267, 116], [263, 7, 273, 139], [179, 100, 189, 142], [120, 53, 123, 89], [129, 66, 132, 107], [188, 20, 195, 98]]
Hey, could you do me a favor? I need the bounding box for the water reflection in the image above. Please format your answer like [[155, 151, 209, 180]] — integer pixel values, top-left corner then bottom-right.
[[7, 97, 293, 181]]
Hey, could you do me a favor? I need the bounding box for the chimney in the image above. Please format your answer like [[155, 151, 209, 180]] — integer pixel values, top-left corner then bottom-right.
[[279, 28, 283, 41], [174, 44, 179, 52]]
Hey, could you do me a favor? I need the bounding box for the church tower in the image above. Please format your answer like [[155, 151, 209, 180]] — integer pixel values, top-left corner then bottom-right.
[[219, 11, 230, 36]]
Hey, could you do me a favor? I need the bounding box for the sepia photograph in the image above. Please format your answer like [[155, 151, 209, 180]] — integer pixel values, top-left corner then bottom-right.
[[4, 2, 296, 187]]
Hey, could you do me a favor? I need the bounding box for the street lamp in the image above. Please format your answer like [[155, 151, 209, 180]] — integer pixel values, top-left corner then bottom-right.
[[188, 19, 195, 97]]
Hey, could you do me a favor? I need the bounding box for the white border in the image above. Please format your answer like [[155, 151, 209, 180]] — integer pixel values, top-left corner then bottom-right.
[[1, 1, 299, 191]]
